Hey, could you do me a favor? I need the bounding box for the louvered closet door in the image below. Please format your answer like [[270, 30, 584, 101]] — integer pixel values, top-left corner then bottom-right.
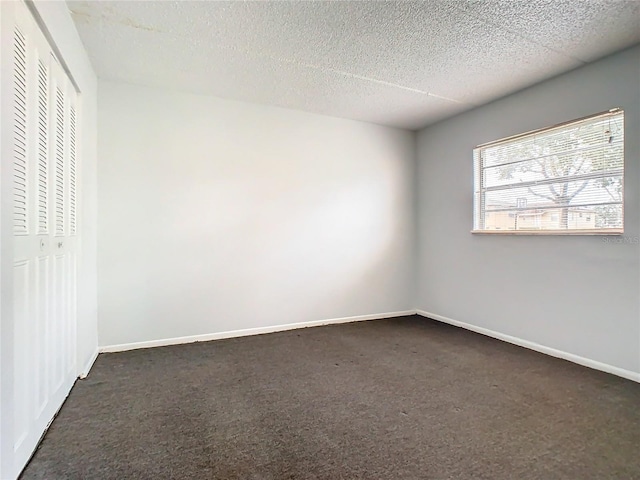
[[8, 2, 79, 476]]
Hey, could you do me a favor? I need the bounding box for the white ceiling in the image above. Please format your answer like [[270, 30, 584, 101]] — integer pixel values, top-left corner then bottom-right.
[[68, 1, 640, 130]]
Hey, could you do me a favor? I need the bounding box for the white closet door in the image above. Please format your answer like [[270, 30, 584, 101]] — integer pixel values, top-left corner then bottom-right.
[[5, 2, 80, 477]]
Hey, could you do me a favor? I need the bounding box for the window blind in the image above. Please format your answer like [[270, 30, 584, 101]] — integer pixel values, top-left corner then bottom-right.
[[473, 109, 624, 234]]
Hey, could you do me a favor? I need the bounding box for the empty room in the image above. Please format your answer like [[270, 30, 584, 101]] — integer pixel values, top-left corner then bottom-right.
[[1, 0, 639, 478]]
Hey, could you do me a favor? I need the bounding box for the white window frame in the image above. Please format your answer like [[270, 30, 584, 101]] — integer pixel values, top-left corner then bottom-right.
[[472, 108, 624, 235]]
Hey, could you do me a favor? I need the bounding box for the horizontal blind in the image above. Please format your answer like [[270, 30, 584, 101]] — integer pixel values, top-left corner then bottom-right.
[[474, 110, 624, 233]]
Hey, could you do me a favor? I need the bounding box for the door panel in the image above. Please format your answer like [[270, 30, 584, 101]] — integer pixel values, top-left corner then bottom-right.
[[35, 255, 49, 416], [52, 253, 67, 393], [12, 260, 30, 454]]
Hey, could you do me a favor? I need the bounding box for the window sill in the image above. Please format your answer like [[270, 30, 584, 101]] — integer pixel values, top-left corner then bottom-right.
[[471, 229, 624, 236]]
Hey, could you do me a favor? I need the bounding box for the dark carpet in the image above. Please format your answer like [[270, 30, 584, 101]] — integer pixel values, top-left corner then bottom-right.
[[21, 315, 640, 479]]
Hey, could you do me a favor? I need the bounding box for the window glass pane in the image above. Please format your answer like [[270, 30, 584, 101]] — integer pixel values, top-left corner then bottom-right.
[[482, 143, 623, 189], [482, 115, 624, 169]]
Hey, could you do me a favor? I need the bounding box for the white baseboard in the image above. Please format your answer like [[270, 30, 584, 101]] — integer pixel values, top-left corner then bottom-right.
[[99, 310, 417, 353], [78, 348, 99, 379], [416, 309, 640, 383]]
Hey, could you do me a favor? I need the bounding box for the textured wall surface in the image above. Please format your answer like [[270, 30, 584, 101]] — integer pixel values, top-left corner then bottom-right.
[[98, 81, 415, 347], [68, 1, 640, 129], [416, 46, 640, 374]]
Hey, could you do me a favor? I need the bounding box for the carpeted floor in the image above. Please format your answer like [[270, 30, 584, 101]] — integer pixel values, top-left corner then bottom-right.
[[21, 315, 640, 479]]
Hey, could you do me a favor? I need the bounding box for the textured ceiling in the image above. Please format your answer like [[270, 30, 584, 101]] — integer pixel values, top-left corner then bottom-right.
[[68, 1, 640, 130]]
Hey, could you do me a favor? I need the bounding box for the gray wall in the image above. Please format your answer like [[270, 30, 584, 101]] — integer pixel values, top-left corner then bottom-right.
[[98, 81, 416, 347], [416, 46, 640, 375]]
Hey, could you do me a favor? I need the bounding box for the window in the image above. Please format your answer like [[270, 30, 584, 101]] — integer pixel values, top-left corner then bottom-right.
[[473, 109, 624, 234]]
